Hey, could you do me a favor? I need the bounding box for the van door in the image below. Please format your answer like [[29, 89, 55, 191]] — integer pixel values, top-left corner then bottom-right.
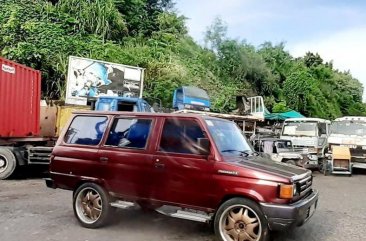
[[152, 117, 215, 209], [98, 117, 155, 199], [53, 115, 109, 188]]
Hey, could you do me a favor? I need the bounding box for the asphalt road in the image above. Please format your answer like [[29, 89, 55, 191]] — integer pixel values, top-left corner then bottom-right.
[[1, 172, 366, 241]]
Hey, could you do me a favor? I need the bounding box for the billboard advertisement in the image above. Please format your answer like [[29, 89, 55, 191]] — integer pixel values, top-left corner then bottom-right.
[[65, 56, 145, 105]]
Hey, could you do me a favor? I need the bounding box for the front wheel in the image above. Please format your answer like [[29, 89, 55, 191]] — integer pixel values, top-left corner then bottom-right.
[[73, 183, 114, 228], [214, 198, 269, 241]]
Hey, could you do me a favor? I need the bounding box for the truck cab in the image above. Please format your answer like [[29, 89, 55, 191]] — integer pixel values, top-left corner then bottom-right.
[[95, 96, 153, 112], [46, 112, 318, 241], [173, 86, 210, 111], [328, 116, 366, 169], [280, 118, 330, 168]]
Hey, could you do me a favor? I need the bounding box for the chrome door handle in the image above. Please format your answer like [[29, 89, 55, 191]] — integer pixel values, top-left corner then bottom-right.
[[100, 157, 109, 162], [154, 159, 165, 168]]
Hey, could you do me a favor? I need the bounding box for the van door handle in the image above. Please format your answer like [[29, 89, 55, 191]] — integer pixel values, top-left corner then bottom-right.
[[100, 157, 109, 162], [154, 159, 165, 169]]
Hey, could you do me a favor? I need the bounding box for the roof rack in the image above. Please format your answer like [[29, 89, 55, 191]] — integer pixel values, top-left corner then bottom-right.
[[173, 109, 264, 122]]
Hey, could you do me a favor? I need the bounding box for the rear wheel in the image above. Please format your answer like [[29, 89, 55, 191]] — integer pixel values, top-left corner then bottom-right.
[[214, 198, 269, 241], [73, 183, 114, 228], [0, 147, 17, 180]]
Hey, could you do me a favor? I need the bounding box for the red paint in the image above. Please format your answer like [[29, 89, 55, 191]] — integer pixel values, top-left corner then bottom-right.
[[50, 112, 314, 210], [49, 112, 319, 233], [0, 57, 41, 137]]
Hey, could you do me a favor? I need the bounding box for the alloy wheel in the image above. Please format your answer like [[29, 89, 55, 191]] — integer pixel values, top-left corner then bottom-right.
[[219, 205, 262, 241]]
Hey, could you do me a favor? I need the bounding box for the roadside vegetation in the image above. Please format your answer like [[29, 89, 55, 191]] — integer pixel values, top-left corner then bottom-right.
[[0, 0, 365, 118]]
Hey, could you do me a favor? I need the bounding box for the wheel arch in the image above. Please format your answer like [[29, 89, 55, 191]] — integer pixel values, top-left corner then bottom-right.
[[218, 192, 262, 210], [73, 178, 109, 196]]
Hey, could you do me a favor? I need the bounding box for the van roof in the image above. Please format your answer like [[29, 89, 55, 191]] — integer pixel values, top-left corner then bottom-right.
[[284, 117, 330, 123], [72, 110, 230, 122], [334, 116, 366, 122]]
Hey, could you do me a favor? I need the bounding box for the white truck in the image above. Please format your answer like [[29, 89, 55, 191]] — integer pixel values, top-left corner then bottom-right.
[[328, 116, 366, 169], [280, 118, 331, 170]]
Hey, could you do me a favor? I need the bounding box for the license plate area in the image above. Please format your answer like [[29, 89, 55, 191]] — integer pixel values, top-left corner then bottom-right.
[[306, 201, 317, 219]]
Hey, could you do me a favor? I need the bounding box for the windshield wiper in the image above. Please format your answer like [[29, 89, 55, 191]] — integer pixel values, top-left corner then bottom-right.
[[221, 149, 252, 157]]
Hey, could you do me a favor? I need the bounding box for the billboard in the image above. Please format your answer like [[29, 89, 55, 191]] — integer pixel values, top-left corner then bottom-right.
[[65, 56, 145, 105]]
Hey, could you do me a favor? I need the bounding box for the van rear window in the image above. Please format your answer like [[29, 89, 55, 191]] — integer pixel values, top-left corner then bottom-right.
[[64, 116, 108, 145]]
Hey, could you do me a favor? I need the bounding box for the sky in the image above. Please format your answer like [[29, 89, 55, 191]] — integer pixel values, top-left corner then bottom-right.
[[176, 0, 366, 99]]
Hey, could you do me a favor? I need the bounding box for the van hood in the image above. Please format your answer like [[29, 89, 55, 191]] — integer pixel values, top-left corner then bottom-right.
[[223, 154, 311, 181]]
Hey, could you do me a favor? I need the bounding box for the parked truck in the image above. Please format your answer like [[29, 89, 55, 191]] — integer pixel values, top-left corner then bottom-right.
[[0, 57, 151, 180], [280, 118, 331, 171], [173, 86, 211, 111], [0, 57, 54, 179], [328, 116, 366, 169], [94, 96, 153, 112]]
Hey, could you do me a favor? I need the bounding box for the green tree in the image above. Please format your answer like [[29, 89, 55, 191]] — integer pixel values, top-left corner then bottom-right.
[[0, 0, 365, 117]]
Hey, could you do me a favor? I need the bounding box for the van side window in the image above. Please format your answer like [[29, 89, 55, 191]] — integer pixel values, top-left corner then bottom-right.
[[64, 116, 108, 145], [159, 119, 205, 154], [105, 118, 152, 149]]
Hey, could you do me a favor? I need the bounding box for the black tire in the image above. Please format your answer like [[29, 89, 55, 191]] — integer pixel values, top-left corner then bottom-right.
[[284, 159, 296, 166], [73, 183, 114, 228], [214, 198, 270, 241], [0, 147, 17, 180], [318, 158, 325, 174]]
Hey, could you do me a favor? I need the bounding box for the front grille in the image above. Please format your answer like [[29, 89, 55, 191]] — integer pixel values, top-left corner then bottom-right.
[[296, 175, 312, 198], [350, 147, 365, 156], [330, 144, 366, 163]]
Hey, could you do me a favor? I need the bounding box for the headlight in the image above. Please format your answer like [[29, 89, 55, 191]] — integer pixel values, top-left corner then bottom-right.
[[307, 148, 318, 153], [307, 154, 318, 161], [184, 104, 192, 109], [279, 184, 295, 199], [204, 107, 210, 111]]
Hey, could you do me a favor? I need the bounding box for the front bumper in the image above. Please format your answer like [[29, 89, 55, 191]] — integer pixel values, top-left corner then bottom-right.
[[352, 162, 366, 169], [260, 189, 319, 231], [301, 153, 321, 169]]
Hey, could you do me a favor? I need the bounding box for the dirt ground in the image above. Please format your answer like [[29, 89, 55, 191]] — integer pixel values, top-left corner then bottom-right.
[[1, 171, 366, 241]]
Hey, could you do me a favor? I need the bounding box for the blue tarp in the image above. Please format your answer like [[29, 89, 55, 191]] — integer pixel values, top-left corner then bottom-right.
[[265, 109, 305, 120]]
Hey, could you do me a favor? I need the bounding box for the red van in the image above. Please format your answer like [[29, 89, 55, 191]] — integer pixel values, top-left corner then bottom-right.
[[46, 112, 318, 241]]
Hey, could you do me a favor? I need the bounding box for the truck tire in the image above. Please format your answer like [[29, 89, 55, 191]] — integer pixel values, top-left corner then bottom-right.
[[73, 183, 114, 229], [214, 197, 269, 241], [0, 147, 17, 180], [284, 159, 296, 166]]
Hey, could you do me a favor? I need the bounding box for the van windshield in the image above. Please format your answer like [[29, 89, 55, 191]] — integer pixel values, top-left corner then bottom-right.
[[282, 122, 317, 137], [205, 119, 253, 156], [184, 87, 210, 100]]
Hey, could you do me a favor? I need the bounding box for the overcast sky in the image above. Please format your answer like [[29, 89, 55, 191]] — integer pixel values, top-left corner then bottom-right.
[[176, 0, 366, 99]]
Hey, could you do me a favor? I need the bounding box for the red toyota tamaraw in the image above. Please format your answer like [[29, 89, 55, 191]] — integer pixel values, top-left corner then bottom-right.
[[46, 111, 318, 241]]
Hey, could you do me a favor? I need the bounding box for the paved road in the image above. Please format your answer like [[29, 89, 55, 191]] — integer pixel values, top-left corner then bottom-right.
[[1, 172, 366, 241]]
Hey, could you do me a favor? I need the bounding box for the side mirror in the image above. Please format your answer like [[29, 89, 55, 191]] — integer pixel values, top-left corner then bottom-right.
[[197, 138, 210, 155]]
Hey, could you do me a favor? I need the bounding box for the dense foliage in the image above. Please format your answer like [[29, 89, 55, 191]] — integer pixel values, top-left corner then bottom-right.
[[0, 0, 364, 118]]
